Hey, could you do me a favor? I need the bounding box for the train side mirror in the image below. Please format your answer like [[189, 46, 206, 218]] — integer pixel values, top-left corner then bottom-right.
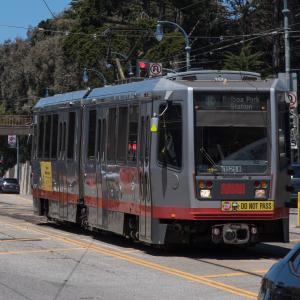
[[150, 100, 173, 133], [150, 114, 159, 132]]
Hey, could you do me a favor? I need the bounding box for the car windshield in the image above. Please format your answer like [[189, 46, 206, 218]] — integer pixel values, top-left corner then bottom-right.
[[4, 179, 18, 184]]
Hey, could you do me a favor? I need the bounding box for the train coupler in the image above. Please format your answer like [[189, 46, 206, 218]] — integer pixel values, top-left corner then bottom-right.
[[211, 223, 258, 245]]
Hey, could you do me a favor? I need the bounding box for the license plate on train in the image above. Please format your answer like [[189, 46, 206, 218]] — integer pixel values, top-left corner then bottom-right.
[[221, 201, 274, 212]]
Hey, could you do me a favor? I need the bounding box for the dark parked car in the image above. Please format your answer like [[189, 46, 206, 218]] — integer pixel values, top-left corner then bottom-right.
[[258, 243, 300, 299], [0, 178, 20, 194], [290, 164, 300, 207]]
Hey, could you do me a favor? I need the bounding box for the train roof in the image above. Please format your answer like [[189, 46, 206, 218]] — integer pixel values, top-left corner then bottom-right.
[[86, 77, 186, 100], [178, 78, 286, 92], [166, 69, 261, 81], [33, 72, 287, 111], [33, 77, 187, 110], [33, 89, 88, 109]]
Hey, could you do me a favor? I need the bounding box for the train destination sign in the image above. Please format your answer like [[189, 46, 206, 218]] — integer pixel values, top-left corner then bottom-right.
[[195, 93, 268, 111]]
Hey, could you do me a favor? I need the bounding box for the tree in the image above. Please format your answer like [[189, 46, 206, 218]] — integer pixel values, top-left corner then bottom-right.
[[223, 42, 264, 72]]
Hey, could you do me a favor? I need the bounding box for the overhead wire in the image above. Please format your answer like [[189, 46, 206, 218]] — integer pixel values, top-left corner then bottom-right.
[[41, 0, 56, 19]]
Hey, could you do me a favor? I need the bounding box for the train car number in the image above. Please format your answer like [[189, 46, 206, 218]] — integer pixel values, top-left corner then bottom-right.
[[221, 201, 274, 212]]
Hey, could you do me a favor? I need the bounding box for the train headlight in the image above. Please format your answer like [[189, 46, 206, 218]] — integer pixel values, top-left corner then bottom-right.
[[200, 189, 211, 198], [255, 189, 266, 198]]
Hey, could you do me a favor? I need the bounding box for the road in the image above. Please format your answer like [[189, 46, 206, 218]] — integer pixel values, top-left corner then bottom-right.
[[0, 194, 299, 300]]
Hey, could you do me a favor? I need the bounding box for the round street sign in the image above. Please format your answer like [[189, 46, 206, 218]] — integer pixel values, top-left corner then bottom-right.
[[288, 91, 297, 109], [149, 63, 162, 77], [8, 135, 16, 148]]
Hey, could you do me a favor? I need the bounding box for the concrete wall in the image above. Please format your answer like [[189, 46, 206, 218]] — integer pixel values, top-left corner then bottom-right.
[[4, 161, 31, 194]]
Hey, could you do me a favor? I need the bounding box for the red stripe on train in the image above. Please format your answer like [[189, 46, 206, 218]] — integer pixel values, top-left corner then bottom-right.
[[32, 188, 288, 220]]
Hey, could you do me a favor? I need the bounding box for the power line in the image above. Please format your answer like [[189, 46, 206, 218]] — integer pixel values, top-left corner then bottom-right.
[[41, 0, 56, 19]]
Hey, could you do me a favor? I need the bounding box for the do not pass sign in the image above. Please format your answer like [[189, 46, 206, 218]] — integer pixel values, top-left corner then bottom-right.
[[149, 63, 162, 77]]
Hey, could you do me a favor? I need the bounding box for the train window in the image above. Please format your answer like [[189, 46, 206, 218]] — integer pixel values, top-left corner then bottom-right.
[[62, 122, 66, 152], [127, 105, 138, 162], [38, 116, 44, 158], [32, 124, 37, 159], [44, 115, 51, 158], [96, 118, 102, 160], [117, 107, 128, 162], [145, 116, 150, 165], [101, 119, 107, 161], [51, 114, 58, 159], [158, 104, 182, 169], [139, 116, 145, 164], [67, 112, 76, 159], [107, 108, 117, 161], [58, 122, 63, 153], [87, 110, 97, 158]]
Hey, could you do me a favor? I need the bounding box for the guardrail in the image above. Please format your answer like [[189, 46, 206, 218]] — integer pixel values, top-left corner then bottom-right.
[[0, 115, 32, 126]]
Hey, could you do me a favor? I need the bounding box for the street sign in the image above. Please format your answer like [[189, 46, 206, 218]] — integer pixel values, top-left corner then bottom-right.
[[288, 91, 297, 108], [8, 135, 16, 148], [149, 63, 162, 77]]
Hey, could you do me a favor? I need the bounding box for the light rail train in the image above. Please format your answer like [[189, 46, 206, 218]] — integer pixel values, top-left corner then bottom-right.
[[32, 70, 291, 246]]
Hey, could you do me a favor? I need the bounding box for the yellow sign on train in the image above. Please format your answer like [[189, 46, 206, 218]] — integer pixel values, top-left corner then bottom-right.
[[40, 161, 53, 192]]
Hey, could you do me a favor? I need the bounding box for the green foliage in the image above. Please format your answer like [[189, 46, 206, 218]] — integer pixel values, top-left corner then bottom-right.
[[223, 43, 264, 72]]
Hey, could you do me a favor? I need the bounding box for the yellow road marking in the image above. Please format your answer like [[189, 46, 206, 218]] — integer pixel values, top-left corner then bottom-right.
[[121, 249, 141, 254], [0, 247, 85, 255], [5, 223, 257, 299], [0, 220, 258, 299], [203, 270, 268, 278], [0, 237, 51, 243]]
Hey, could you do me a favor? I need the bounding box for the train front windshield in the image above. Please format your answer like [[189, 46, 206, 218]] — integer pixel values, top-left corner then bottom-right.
[[194, 92, 269, 174]]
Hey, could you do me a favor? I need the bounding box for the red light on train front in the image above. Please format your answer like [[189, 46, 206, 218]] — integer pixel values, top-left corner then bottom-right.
[[206, 181, 213, 189], [254, 181, 261, 188]]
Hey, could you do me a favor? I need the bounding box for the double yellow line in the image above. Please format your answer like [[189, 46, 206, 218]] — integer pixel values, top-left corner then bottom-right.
[[4, 222, 258, 299]]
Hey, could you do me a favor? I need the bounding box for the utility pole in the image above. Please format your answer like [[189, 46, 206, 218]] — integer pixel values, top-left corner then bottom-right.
[[283, 0, 291, 90], [272, 0, 280, 74], [282, 0, 299, 161]]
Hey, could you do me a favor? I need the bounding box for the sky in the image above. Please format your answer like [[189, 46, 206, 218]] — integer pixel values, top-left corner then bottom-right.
[[0, 0, 71, 43]]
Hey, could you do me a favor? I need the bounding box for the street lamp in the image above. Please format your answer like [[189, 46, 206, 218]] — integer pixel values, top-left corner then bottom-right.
[[83, 67, 107, 86], [155, 20, 191, 71]]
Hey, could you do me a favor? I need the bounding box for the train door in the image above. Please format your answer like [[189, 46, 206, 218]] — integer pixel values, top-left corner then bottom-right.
[[84, 108, 98, 226], [58, 111, 68, 219], [139, 101, 152, 242], [102, 107, 118, 231], [95, 108, 105, 227]]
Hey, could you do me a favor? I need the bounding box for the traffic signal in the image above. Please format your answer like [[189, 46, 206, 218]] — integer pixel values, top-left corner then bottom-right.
[[136, 60, 149, 77]]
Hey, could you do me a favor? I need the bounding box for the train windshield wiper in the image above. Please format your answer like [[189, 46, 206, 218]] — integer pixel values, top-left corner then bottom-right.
[[200, 147, 218, 171]]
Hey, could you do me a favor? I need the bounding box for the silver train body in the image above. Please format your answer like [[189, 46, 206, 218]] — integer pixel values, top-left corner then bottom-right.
[[32, 70, 291, 246]]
